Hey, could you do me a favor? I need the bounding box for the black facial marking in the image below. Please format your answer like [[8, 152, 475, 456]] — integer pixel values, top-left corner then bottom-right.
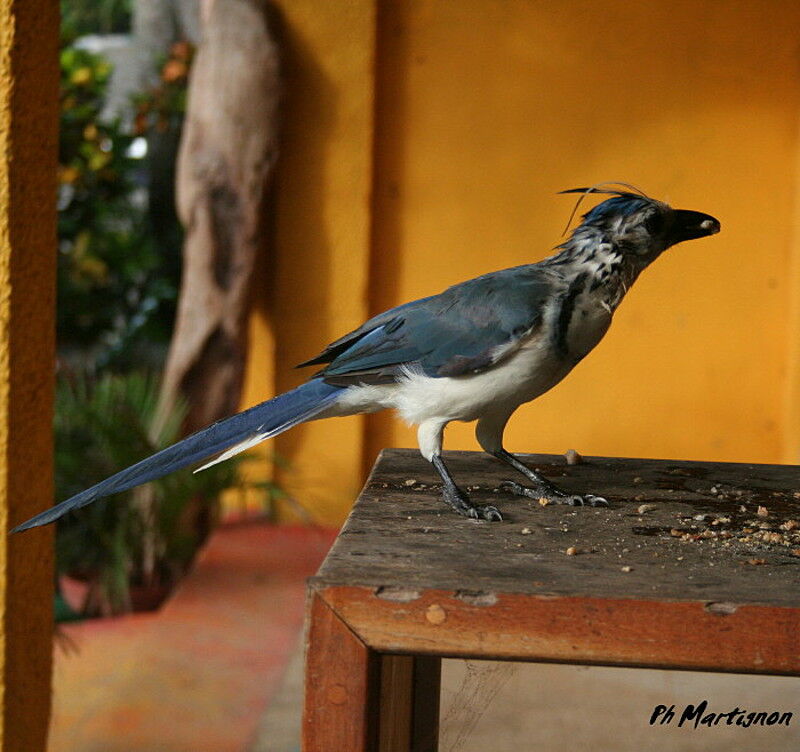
[[554, 273, 587, 359], [645, 211, 665, 236]]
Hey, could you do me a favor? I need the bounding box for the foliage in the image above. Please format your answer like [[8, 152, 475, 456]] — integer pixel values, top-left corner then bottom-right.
[[59, 45, 179, 371], [61, 0, 132, 40], [133, 41, 195, 295], [134, 41, 194, 134], [55, 371, 248, 615], [54, 33, 283, 618]]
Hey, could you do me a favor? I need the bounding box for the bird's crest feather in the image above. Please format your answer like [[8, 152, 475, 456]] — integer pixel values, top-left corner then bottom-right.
[[559, 182, 651, 235]]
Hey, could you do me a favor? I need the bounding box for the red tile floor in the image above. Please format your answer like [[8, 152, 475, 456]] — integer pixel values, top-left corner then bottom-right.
[[48, 523, 336, 752]]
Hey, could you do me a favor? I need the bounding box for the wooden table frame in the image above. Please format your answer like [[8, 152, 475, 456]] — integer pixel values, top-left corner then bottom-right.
[[302, 450, 800, 751], [304, 592, 442, 751]]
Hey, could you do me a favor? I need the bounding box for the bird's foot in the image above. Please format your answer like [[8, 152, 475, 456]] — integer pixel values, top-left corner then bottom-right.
[[499, 480, 608, 507], [442, 486, 503, 521]]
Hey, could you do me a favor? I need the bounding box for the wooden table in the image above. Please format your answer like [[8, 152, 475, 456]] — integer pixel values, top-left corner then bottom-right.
[[302, 449, 800, 751]]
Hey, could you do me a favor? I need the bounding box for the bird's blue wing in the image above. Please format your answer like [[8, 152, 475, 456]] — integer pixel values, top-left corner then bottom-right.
[[302, 265, 552, 385], [296, 295, 437, 369]]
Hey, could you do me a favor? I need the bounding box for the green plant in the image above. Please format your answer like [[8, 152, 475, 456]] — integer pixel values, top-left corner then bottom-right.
[[133, 41, 194, 311], [61, 0, 132, 39], [55, 370, 257, 616], [54, 35, 285, 619], [133, 41, 194, 134], [58, 45, 178, 371]]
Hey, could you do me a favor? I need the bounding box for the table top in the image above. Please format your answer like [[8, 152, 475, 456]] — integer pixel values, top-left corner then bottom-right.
[[313, 449, 800, 609]]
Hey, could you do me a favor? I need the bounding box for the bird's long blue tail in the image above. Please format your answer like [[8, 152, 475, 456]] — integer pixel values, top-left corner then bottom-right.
[[11, 379, 342, 533]]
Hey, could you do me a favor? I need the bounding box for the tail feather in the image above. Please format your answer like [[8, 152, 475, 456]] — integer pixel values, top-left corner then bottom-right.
[[11, 380, 342, 533], [194, 384, 335, 472], [194, 432, 272, 473]]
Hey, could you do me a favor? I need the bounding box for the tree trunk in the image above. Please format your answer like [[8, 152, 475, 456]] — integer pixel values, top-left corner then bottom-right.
[[159, 0, 280, 434]]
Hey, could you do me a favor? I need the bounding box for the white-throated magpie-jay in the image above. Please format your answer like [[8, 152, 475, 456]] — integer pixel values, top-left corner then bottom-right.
[[13, 185, 720, 531]]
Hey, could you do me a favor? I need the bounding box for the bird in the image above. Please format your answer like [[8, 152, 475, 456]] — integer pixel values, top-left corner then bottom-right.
[[12, 184, 720, 532]]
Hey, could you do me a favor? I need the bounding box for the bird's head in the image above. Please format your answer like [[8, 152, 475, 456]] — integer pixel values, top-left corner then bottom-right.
[[562, 185, 720, 264]]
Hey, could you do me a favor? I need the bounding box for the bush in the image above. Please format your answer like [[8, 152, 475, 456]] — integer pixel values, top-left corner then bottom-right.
[[61, 0, 132, 39], [54, 36, 280, 618], [58, 45, 178, 371], [55, 371, 245, 615]]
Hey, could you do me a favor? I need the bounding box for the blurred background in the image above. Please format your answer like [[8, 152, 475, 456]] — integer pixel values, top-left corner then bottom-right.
[[43, 0, 800, 749], [240, 0, 800, 526]]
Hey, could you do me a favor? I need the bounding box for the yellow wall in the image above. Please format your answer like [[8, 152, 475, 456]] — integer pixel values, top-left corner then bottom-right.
[[239, 0, 376, 525], [0, 0, 58, 746], [243, 0, 800, 524]]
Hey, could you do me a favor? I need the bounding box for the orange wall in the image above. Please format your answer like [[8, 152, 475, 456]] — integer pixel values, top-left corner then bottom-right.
[[0, 0, 59, 745], [243, 0, 800, 523], [238, 0, 376, 525]]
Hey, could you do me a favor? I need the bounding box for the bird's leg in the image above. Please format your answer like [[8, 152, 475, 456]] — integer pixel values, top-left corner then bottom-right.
[[431, 455, 503, 521], [476, 415, 605, 506], [493, 449, 608, 507], [420, 419, 502, 521]]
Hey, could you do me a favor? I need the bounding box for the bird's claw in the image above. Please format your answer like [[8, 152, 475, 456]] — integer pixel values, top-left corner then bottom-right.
[[478, 504, 503, 522], [443, 487, 503, 521], [460, 502, 503, 522], [580, 494, 608, 507], [500, 481, 608, 508], [560, 493, 608, 507]]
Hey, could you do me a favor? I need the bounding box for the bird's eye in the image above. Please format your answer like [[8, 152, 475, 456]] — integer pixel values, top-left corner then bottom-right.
[[644, 212, 665, 236]]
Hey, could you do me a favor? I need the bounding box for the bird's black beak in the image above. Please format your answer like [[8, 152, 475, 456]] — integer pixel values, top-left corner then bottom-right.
[[670, 209, 721, 245]]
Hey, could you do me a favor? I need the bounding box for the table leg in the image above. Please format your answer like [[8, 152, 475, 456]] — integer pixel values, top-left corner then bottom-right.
[[379, 655, 441, 752], [303, 591, 443, 751], [303, 592, 381, 751]]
